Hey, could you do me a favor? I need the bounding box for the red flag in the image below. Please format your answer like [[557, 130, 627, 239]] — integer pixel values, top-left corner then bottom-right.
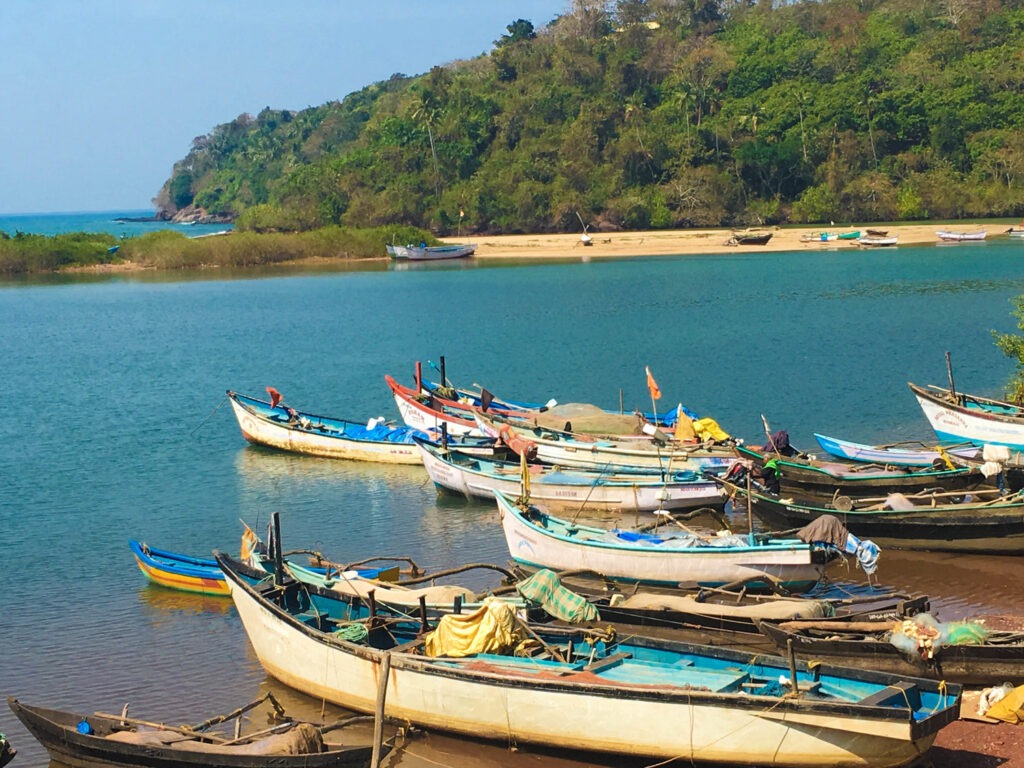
[[645, 366, 662, 400], [266, 386, 283, 408]]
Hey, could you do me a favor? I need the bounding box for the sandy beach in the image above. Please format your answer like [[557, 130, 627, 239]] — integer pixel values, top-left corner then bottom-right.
[[456, 223, 995, 259]]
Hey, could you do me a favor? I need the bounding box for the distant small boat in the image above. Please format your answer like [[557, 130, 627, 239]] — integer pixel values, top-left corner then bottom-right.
[[865, 228, 889, 237], [1007, 227, 1024, 239], [107, 245, 121, 255], [857, 235, 898, 247], [386, 243, 476, 260], [725, 231, 772, 246], [801, 231, 861, 243], [936, 229, 986, 242]]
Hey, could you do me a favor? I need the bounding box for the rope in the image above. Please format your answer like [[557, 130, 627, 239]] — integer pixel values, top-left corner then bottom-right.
[[189, 395, 228, 437], [334, 622, 370, 642]]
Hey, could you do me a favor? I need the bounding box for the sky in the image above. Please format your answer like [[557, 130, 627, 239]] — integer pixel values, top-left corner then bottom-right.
[[0, 1, 568, 214]]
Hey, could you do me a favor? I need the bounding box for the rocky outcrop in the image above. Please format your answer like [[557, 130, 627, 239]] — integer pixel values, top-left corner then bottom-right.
[[169, 205, 234, 225]]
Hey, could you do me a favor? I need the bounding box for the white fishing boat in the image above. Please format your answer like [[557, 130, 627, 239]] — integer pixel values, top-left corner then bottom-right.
[[474, 411, 737, 473], [909, 381, 1024, 449], [386, 243, 475, 260], [936, 229, 986, 242], [493, 489, 838, 589], [217, 552, 961, 768], [416, 437, 721, 513]]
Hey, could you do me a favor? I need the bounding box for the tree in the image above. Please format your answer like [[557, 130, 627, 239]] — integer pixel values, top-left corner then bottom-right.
[[496, 19, 536, 46], [993, 296, 1024, 404]]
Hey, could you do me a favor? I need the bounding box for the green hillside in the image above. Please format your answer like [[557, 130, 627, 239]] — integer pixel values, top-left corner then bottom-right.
[[155, 0, 1024, 235]]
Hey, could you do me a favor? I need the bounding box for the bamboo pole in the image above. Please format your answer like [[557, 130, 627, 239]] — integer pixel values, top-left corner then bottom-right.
[[370, 653, 392, 768]]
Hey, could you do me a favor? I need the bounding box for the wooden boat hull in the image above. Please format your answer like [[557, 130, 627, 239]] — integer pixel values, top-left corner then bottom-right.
[[8, 698, 375, 768], [812, 433, 979, 467], [495, 490, 827, 589], [386, 375, 480, 435], [386, 243, 476, 260], [218, 556, 960, 767], [736, 444, 990, 501], [910, 382, 1024, 450], [936, 230, 986, 241], [476, 412, 737, 473], [729, 484, 1024, 553], [755, 619, 1024, 686], [129, 540, 228, 596], [417, 438, 722, 513], [227, 391, 423, 464]]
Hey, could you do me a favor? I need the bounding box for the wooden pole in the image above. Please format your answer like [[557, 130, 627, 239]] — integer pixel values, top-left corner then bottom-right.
[[370, 653, 392, 768], [945, 351, 957, 400], [787, 638, 800, 697]]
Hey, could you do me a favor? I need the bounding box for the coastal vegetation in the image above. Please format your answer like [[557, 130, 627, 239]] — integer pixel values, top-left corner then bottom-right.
[[155, 0, 1024, 235], [0, 226, 432, 275]]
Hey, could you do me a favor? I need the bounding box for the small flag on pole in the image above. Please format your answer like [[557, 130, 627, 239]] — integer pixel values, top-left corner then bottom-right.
[[645, 366, 661, 400]]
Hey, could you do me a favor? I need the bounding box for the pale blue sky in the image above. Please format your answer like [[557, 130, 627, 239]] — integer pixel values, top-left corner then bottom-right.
[[0, 1, 567, 214]]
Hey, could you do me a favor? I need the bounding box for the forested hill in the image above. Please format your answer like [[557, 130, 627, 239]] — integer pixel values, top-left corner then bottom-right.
[[155, 0, 1024, 235]]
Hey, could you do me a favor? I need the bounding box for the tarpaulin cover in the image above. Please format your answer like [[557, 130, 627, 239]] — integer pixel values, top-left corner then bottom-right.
[[423, 596, 526, 658], [515, 568, 600, 623]]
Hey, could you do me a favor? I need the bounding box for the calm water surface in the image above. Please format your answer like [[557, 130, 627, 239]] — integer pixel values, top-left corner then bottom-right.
[[4, 240, 1024, 767]]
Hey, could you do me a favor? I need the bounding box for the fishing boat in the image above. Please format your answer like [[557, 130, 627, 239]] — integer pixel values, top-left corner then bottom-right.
[[226, 389, 427, 464], [936, 229, 987, 241], [856, 235, 898, 247], [812, 432, 980, 467], [734, 442, 991, 501], [494, 489, 845, 590], [216, 551, 961, 767], [385, 243, 475, 260], [754, 613, 1024, 686], [416, 436, 723, 514], [716, 474, 1024, 553], [130, 526, 398, 597], [475, 411, 738, 474], [8, 695, 378, 768], [910, 381, 1024, 449], [129, 539, 229, 596], [724, 230, 772, 246], [803, 231, 862, 242]]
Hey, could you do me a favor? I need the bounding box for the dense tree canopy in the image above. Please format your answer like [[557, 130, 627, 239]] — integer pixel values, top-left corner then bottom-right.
[[154, 0, 1024, 235]]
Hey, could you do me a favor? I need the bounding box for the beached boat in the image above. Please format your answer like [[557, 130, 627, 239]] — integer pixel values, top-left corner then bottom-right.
[[8, 695, 378, 768], [803, 231, 862, 242], [217, 552, 961, 767], [494, 489, 844, 590], [717, 475, 1024, 553], [734, 442, 991, 501], [129, 539, 229, 596], [754, 613, 1024, 686], [910, 381, 1024, 450], [724, 231, 772, 246], [857, 235, 898, 247], [386, 243, 475, 260], [416, 436, 722, 513], [226, 389, 427, 464], [936, 229, 987, 241], [812, 432, 980, 468], [475, 411, 737, 474]]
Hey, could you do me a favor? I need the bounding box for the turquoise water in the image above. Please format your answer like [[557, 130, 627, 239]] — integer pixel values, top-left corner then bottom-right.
[[0, 209, 233, 238], [3, 236, 1024, 766]]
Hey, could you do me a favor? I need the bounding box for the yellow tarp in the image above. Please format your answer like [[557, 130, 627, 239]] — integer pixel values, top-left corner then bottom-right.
[[423, 596, 526, 658], [693, 417, 730, 442], [983, 684, 1024, 723]]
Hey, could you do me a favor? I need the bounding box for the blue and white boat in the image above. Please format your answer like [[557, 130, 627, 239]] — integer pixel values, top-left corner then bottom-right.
[[910, 382, 1024, 450], [386, 242, 475, 260], [217, 551, 960, 767], [813, 432, 980, 467]]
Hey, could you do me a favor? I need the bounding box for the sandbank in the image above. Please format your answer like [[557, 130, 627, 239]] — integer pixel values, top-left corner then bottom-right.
[[450, 223, 994, 259]]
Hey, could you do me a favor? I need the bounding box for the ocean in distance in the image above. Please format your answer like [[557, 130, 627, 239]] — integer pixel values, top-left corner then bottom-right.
[[0, 209, 233, 239], [4, 226, 1024, 767]]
